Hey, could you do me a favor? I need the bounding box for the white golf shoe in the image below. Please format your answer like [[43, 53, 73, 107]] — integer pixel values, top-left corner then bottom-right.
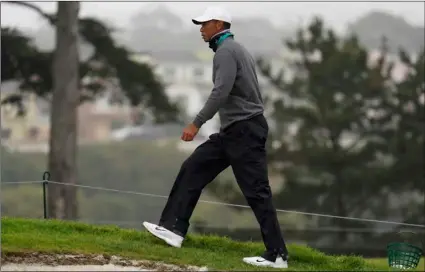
[[142, 221, 184, 248], [243, 255, 288, 269]]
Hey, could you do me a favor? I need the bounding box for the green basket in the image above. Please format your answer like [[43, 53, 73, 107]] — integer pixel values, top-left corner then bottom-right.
[[387, 242, 423, 270]]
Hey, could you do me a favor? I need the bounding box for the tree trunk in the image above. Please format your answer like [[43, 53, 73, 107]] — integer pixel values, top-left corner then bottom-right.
[[47, 1, 80, 220], [331, 135, 348, 244], [335, 175, 348, 243]]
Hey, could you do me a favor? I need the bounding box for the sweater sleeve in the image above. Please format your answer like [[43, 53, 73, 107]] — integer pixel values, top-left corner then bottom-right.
[[193, 49, 237, 128]]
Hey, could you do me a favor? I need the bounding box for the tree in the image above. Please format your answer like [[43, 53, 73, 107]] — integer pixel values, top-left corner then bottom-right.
[[377, 48, 424, 226], [1, 27, 53, 115], [47, 1, 80, 220], [1, 2, 180, 121], [1, 2, 182, 219]]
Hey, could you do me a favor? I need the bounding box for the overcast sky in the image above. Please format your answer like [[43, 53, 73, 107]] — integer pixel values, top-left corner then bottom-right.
[[1, 1, 424, 32]]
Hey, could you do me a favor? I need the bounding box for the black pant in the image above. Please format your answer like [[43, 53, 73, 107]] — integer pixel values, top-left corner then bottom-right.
[[158, 114, 288, 255]]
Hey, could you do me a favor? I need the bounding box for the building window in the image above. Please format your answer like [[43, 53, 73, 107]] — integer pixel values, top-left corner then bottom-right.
[[158, 66, 176, 82], [28, 127, 39, 140], [1, 128, 12, 140], [193, 67, 204, 78], [2, 104, 16, 118], [164, 67, 175, 77], [40, 104, 50, 117]]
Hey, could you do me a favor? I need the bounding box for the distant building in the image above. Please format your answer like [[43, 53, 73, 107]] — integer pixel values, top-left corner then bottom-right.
[[1, 81, 50, 145], [0, 80, 132, 152]]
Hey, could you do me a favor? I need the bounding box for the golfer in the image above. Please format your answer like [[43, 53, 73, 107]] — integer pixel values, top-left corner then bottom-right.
[[143, 6, 289, 269]]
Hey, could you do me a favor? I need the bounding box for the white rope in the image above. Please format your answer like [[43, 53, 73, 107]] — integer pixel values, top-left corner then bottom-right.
[[3, 180, 425, 228]]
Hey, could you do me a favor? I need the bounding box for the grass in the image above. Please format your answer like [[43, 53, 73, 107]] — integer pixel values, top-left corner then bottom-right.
[[1, 217, 424, 271]]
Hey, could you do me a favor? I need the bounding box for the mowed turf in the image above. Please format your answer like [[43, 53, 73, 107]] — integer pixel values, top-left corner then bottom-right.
[[1, 217, 423, 271]]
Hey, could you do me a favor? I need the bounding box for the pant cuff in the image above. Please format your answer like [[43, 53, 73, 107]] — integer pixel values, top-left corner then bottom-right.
[[158, 219, 187, 237]]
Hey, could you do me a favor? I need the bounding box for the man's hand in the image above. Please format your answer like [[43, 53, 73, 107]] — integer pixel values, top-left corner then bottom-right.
[[181, 123, 200, 141]]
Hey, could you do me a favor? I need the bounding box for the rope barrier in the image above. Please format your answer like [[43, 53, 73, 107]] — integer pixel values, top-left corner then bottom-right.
[[3, 180, 425, 228]]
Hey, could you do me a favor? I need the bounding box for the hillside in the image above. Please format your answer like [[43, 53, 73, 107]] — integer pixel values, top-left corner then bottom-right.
[[3, 217, 424, 271], [21, 7, 424, 57], [348, 11, 424, 53]]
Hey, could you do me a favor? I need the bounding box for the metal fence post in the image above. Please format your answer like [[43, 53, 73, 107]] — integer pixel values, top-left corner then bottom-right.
[[42, 171, 50, 219]]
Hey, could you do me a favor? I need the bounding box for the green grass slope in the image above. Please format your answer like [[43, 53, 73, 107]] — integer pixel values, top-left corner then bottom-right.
[[0, 217, 421, 271]]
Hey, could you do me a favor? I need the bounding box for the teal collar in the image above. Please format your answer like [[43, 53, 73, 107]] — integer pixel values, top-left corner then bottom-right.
[[209, 31, 234, 52], [216, 32, 233, 46]]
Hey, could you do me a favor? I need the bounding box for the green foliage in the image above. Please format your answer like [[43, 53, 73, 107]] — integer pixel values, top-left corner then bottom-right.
[[1, 14, 181, 123], [77, 18, 180, 123], [376, 48, 425, 225], [382, 48, 424, 191], [1, 28, 53, 115], [259, 18, 395, 222], [262, 18, 424, 228]]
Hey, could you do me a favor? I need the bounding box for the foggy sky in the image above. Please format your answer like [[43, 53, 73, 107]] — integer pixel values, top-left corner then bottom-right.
[[1, 1, 424, 33]]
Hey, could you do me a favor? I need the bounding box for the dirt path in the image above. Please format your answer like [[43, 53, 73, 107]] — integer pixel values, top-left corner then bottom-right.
[[1, 252, 208, 271]]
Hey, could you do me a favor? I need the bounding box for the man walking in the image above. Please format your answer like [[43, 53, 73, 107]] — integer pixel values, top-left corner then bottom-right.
[[142, 6, 289, 269]]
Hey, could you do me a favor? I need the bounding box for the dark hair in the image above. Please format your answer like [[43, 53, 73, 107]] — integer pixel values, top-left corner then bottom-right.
[[223, 22, 231, 30]]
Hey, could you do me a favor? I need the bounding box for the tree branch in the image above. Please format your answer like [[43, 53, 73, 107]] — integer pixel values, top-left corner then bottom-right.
[[5, 1, 56, 25]]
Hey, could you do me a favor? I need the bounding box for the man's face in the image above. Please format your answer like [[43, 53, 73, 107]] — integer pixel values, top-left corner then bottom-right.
[[200, 20, 223, 42]]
